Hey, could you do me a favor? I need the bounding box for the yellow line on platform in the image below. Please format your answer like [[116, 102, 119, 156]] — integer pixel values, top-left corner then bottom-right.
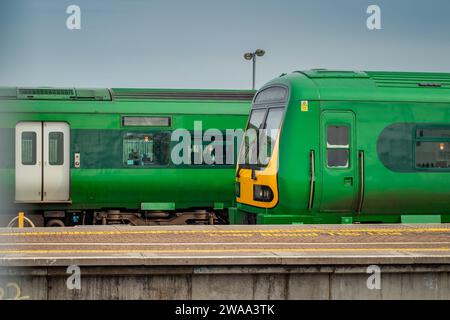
[[1, 247, 450, 254], [3, 241, 450, 246], [0, 227, 448, 237]]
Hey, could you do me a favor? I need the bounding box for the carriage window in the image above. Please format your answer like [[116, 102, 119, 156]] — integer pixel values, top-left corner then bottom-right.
[[49, 132, 64, 165], [415, 128, 450, 169], [123, 116, 171, 127], [123, 132, 170, 167], [415, 142, 450, 169], [21, 132, 36, 165], [123, 133, 155, 166], [327, 126, 349, 168], [378, 123, 450, 173]]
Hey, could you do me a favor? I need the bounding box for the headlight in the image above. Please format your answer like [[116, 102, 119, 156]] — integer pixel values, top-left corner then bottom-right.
[[235, 182, 240, 198], [253, 185, 274, 202]]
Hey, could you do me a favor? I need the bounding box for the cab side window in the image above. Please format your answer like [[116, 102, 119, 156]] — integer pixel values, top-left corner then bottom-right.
[[327, 126, 349, 168]]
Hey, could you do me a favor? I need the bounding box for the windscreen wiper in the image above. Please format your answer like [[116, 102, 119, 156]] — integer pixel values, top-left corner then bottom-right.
[[236, 166, 242, 178], [236, 166, 257, 180], [251, 167, 257, 180]]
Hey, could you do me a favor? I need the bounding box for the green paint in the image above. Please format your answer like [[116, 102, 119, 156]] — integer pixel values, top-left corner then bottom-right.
[[141, 202, 175, 211], [341, 217, 353, 224], [401, 215, 441, 224], [214, 202, 224, 210]]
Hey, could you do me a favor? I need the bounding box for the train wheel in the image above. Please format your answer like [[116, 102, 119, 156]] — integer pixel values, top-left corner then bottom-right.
[[46, 219, 65, 227]]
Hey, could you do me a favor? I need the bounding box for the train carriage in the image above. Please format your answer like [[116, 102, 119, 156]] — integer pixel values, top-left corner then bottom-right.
[[234, 70, 450, 224], [0, 87, 253, 227]]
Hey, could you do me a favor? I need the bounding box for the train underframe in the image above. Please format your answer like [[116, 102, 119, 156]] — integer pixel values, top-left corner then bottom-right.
[[4, 208, 230, 228]]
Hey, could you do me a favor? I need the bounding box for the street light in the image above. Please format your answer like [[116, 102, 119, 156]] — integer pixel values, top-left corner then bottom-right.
[[244, 49, 265, 90]]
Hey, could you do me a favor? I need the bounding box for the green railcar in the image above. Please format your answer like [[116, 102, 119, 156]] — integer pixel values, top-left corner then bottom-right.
[[234, 70, 450, 224], [0, 87, 253, 227]]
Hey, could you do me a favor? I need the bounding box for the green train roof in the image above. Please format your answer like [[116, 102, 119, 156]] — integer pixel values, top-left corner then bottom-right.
[[0, 87, 112, 101], [0, 87, 255, 102], [111, 88, 255, 101], [0, 87, 254, 115], [275, 70, 450, 103]]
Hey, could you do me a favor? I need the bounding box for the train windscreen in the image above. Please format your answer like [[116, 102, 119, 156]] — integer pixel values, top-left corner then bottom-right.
[[238, 106, 285, 168]]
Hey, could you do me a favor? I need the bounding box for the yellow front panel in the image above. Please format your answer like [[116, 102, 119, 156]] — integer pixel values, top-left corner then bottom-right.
[[236, 139, 279, 208]]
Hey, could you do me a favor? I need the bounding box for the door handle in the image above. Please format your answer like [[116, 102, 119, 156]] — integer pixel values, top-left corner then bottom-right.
[[357, 151, 365, 213], [344, 177, 353, 186], [307, 150, 315, 211]]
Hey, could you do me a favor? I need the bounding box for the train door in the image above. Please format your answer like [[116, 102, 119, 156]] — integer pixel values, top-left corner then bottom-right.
[[15, 122, 70, 202], [15, 122, 42, 202], [319, 111, 357, 212]]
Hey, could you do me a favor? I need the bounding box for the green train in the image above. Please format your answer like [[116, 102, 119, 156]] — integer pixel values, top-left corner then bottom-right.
[[0, 87, 253, 227], [233, 70, 450, 224], [3, 70, 450, 227]]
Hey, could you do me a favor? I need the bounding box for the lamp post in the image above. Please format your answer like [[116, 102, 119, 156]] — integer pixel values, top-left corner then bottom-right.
[[244, 49, 265, 90]]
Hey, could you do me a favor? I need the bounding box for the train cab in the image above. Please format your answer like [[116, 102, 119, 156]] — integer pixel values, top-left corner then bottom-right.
[[235, 86, 288, 214], [233, 69, 450, 225]]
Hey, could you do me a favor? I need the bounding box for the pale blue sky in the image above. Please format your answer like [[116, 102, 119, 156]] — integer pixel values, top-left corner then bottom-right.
[[0, 0, 449, 89]]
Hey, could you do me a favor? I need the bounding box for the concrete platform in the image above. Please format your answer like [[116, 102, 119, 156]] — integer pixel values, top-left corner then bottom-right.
[[1, 224, 450, 299], [1, 224, 450, 265]]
